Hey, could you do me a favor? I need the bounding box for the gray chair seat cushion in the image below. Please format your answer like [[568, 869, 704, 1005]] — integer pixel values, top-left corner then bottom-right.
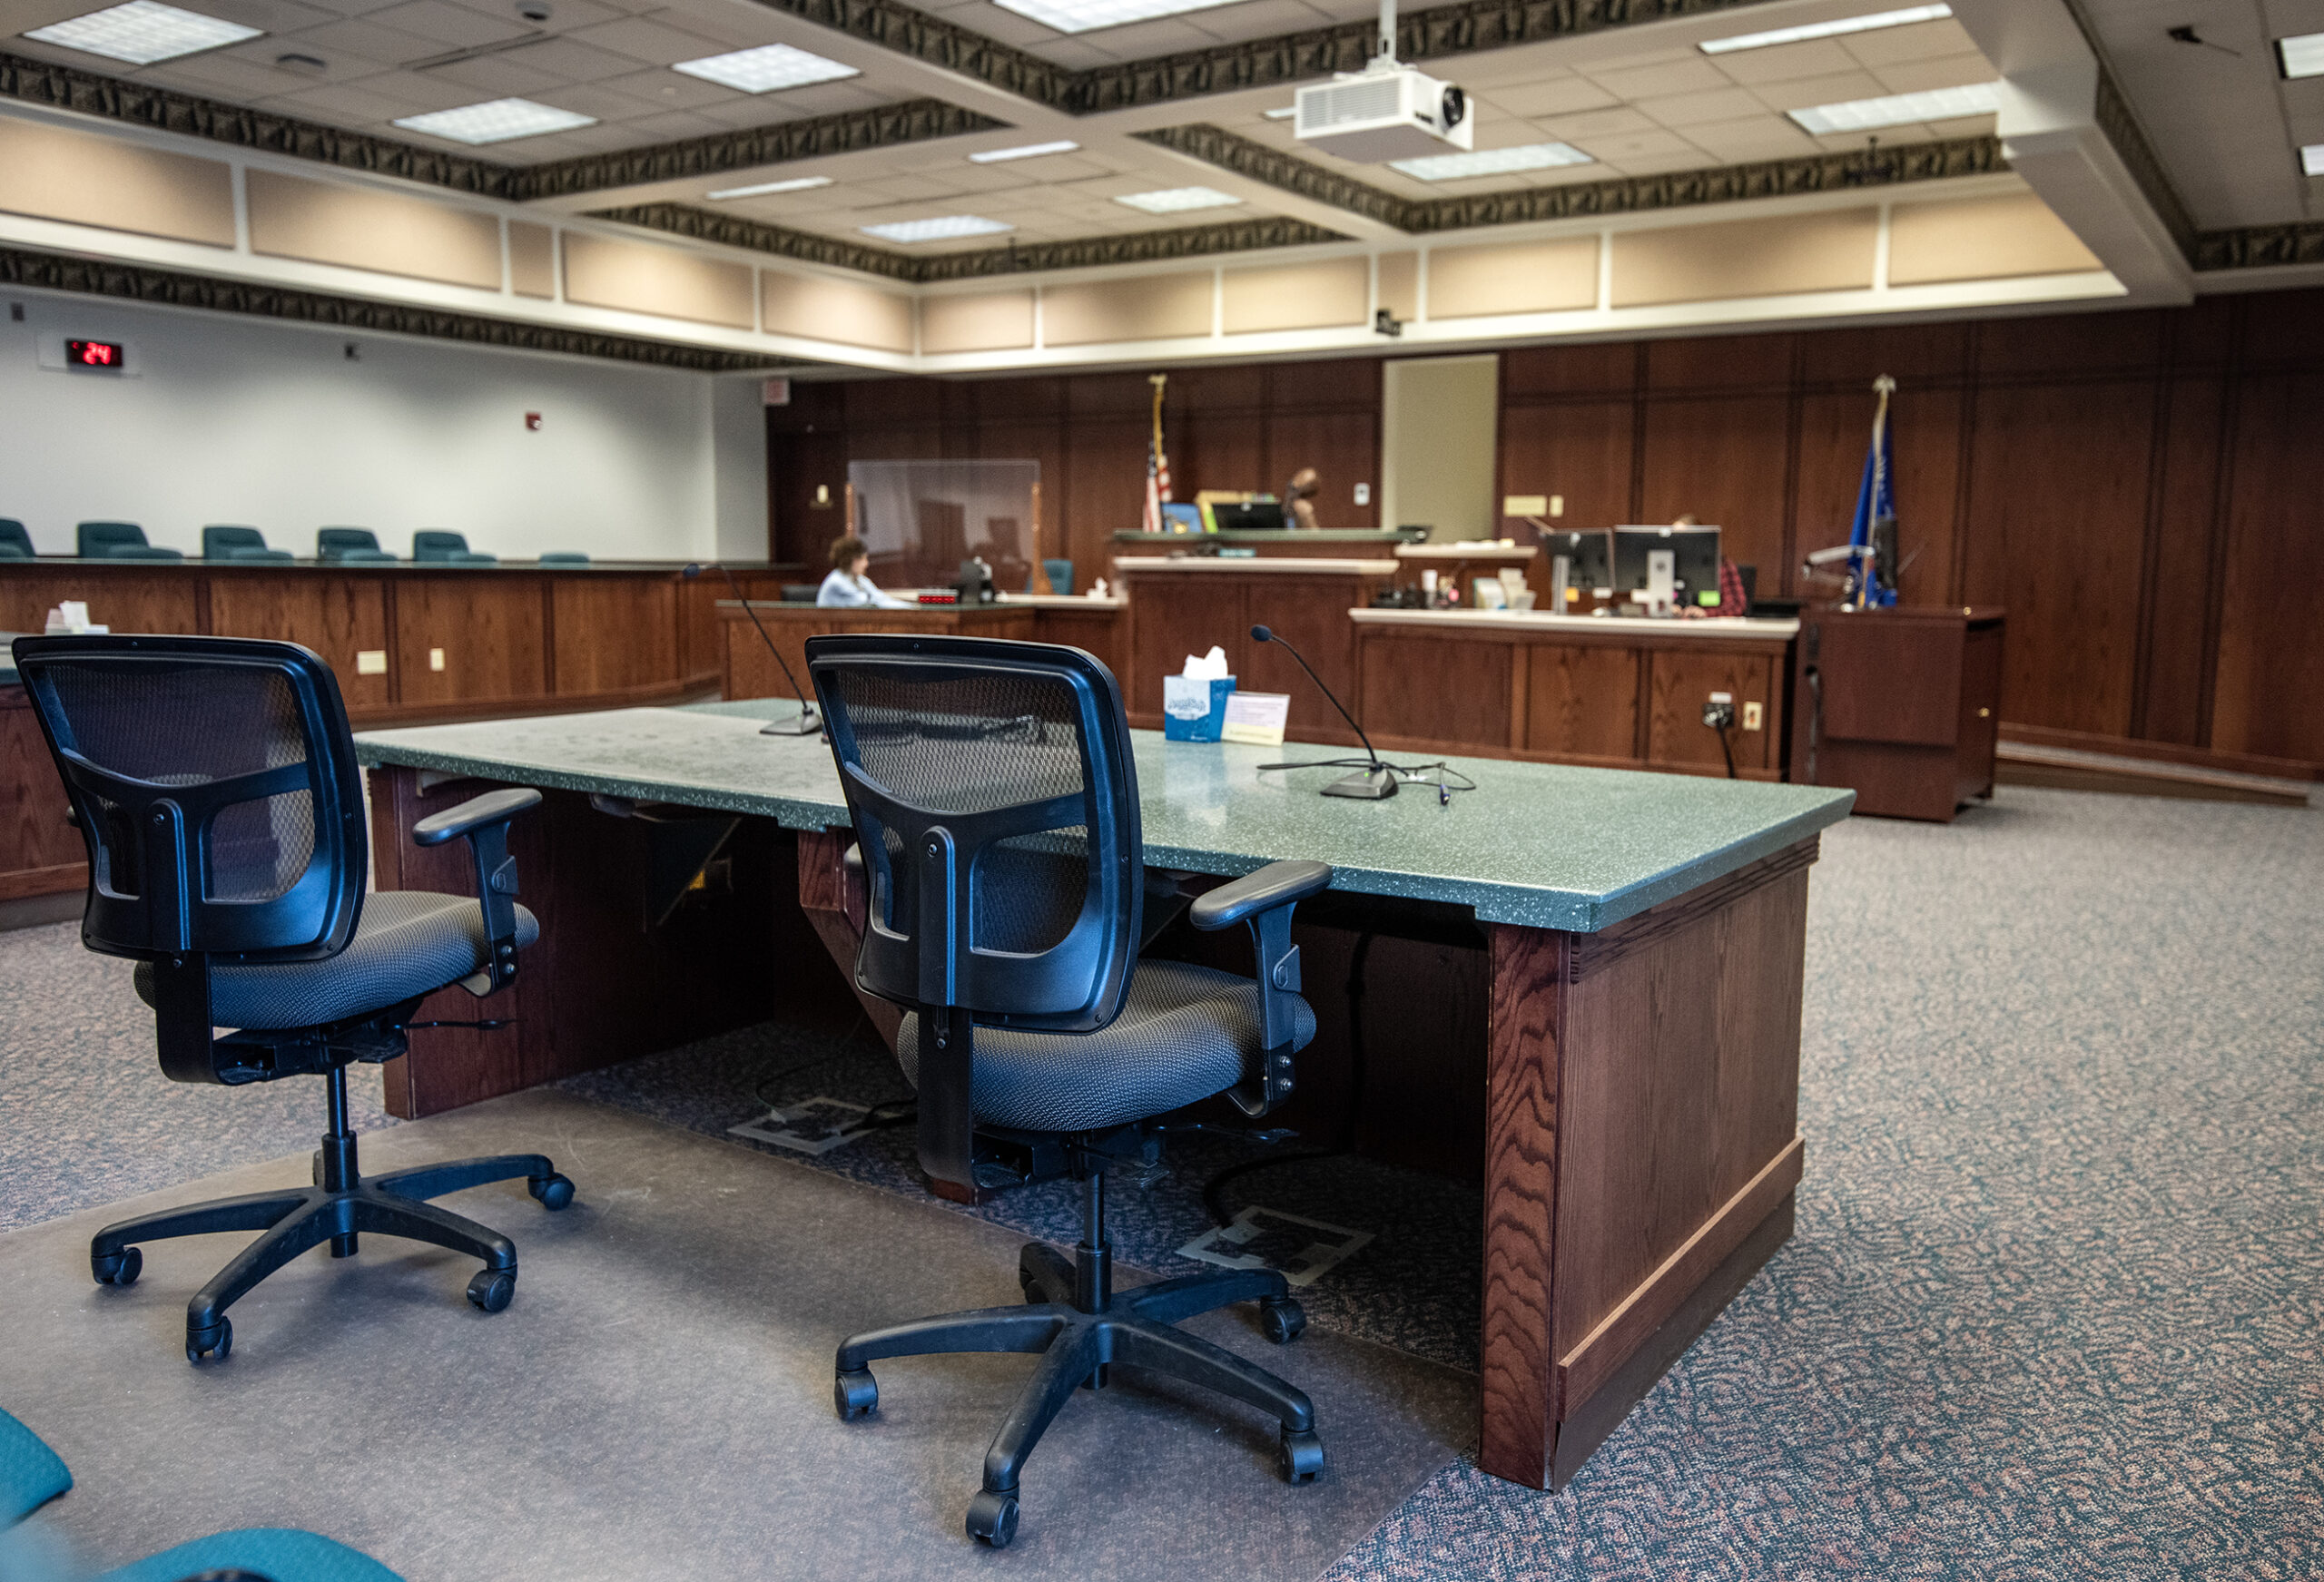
[[133, 891, 538, 1031], [897, 958, 1315, 1134]]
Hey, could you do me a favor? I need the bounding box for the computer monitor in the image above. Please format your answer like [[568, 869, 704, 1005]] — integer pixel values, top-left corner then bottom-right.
[[1614, 526, 1722, 608], [1212, 500, 1287, 532], [1539, 528, 1612, 591]]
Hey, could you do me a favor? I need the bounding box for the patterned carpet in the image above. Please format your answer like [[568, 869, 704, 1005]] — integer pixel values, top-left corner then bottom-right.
[[5, 787, 2318, 1579]]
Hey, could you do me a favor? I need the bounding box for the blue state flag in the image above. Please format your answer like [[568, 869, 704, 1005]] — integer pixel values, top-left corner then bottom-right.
[[1847, 376, 1899, 609]]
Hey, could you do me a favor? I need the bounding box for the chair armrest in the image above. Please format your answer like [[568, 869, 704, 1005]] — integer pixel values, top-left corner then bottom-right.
[[1191, 860, 1333, 1119], [1188, 860, 1332, 932], [411, 787, 542, 994], [412, 787, 542, 846]]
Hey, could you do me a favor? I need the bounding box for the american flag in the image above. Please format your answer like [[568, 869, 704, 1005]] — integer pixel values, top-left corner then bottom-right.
[[1142, 440, 1166, 534]]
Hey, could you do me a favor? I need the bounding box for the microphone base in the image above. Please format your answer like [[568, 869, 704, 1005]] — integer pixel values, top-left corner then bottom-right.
[[757, 711, 822, 738], [1321, 765, 1399, 800]]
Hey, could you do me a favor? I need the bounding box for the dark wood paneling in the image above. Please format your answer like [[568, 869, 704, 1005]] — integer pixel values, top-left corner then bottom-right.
[[0, 571, 199, 636], [1646, 332, 1794, 392], [0, 687, 85, 900], [1029, 604, 1126, 681], [1479, 919, 1566, 1489], [391, 575, 547, 708], [207, 572, 392, 713], [1502, 342, 1637, 399], [1964, 379, 2152, 736], [1797, 321, 1970, 387], [723, 604, 1037, 703], [1639, 397, 1792, 589], [1645, 648, 1777, 775], [1234, 574, 1374, 739], [1126, 573, 1245, 722], [1525, 644, 1640, 762], [1975, 310, 2165, 378], [1362, 634, 1511, 749], [2211, 370, 2324, 762], [1268, 409, 1379, 530], [552, 575, 678, 695], [1497, 402, 1633, 544], [2134, 376, 2225, 746]]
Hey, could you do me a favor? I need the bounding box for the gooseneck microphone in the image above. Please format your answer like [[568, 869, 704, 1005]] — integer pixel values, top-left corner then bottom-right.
[[1250, 624, 1397, 801], [684, 563, 820, 738]]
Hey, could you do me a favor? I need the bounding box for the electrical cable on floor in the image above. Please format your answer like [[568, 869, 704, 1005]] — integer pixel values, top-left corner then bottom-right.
[[1718, 725, 1738, 780], [747, 1010, 887, 1111], [1198, 930, 1374, 1227]]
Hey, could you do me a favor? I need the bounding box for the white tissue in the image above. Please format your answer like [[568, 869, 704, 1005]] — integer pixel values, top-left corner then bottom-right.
[[1180, 645, 1230, 679]]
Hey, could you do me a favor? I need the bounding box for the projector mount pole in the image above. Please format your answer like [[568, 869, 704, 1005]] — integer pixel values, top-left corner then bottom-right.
[[1376, 0, 1396, 67]]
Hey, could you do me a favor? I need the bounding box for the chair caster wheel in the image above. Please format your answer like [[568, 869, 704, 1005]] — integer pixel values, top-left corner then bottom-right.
[[528, 1173, 575, 1212], [1260, 1295, 1305, 1344], [1277, 1428, 1324, 1484], [186, 1317, 231, 1364], [834, 1369, 878, 1420], [966, 1489, 1019, 1548], [93, 1247, 142, 1287], [1018, 1272, 1042, 1303], [467, 1268, 516, 1313]]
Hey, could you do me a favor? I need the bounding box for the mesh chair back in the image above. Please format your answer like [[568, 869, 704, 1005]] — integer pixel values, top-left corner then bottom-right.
[[0, 519, 33, 558], [316, 527, 381, 558], [808, 635, 1140, 1032], [411, 531, 469, 561], [13, 635, 367, 963], [76, 521, 146, 557]]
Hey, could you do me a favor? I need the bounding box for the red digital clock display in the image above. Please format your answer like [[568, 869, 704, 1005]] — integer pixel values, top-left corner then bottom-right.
[[66, 339, 124, 368]]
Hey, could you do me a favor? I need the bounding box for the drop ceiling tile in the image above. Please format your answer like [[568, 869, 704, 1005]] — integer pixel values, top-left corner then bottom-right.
[[1635, 85, 1768, 128], [1481, 76, 1617, 119], [202, 0, 341, 32], [599, 63, 729, 106], [1839, 16, 1979, 68], [424, 54, 570, 96], [1450, 51, 1581, 87], [290, 0, 419, 17], [1872, 53, 1994, 95], [276, 79, 435, 120], [1680, 113, 1818, 161], [615, 107, 730, 138], [1749, 69, 1887, 113], [641, 4, 791, 47], [1706, 36, 1856, 84], [760, 80, 891, 115], [141, 52, 320, 97], [524, 79, 665, 118], [566, 15, 723, 64], [283, 18, 438, 64], [1585, 57, 1730, 101], [1578, 44, 1696, 74], [514, 121, 636, 154], [328, 65, 482, 107], [1572, 127, 1697, 162], [362, 0, 532, 49], [1537, 104, 1656, 140], [496, 35, 639, 80], [219, 35, 393, 79], [1605, 149, 1714, 177], [686, 95, 810, 127], [1922, 113, 1995, 139]]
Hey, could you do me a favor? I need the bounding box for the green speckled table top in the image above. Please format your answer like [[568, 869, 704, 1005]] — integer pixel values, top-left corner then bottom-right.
[[355, 698, 1853, 932]]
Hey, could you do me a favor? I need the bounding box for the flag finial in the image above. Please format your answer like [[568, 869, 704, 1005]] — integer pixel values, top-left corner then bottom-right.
[[1873, 374, 1896, 395]]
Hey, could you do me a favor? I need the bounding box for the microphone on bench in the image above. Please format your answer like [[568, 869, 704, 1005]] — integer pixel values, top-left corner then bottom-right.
[[1250, 624, 1396, 801], [684, 563, 820, 738]]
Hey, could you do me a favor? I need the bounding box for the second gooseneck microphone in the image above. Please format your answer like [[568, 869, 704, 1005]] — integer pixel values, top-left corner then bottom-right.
[[685, 563, 820, 738], [1250, 624, 1397, 801]]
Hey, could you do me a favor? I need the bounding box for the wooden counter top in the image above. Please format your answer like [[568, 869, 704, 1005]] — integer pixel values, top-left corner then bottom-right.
[[1352, 609, 1798, 639]]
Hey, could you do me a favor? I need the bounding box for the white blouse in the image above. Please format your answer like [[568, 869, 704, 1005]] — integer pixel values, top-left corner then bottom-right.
[[816, 568, 910, 609]]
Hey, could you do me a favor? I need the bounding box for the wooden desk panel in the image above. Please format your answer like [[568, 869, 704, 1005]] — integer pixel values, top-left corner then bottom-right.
[[1789, 606, 2006, 821], [206, 574, 393, 714], [0, 686, 84, 902], [0, 569, 201, 637], [393, 575, 547, 710], [720, 602, 1038, 703], [554, 575, 680, 696]]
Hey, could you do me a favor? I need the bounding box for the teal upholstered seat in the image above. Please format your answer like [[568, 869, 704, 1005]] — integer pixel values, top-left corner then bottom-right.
[[537, 551, 589, 565], [317, 527, 398, 565], [0, 1409, 70, 1527], [0, 520, 33, 560], [411, 531, 496, 565], [202, 526, 296, 563], [76, 522, 182, 561], [1028, 558, 1074, 595]]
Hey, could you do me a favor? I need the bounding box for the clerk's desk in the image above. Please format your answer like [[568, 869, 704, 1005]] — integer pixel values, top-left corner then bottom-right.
[[355, 697, 1852, 1491]]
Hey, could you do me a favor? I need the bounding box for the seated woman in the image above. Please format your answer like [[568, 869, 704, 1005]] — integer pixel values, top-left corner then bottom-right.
[[817, 534, 911, 609]]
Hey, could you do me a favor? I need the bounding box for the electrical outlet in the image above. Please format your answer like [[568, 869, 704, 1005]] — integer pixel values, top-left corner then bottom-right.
[[428, 647, 446, 672], [1354, 482, 1370, 506], [1700, 692, 1736, 730], [1742, 701, 1763, 732], [1549, 494, 1563, 517]]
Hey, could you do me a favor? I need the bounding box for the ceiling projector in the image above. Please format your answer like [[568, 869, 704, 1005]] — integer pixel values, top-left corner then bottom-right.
[[1295, 64, 1471, 162]]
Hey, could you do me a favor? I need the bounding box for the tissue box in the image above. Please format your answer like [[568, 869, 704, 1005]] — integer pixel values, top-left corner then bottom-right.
[[1163, 674, 1236, 741]]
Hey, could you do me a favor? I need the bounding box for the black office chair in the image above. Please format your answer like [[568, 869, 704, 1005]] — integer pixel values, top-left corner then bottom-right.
[[411, 531, 495, 565], [76, 522, 182, 561], [10, 634, 575, 1364], [0, 519, 33, 559], [201, 526, 295, 563], [316, 527, 396, 565], [809, 634, 1332, 1548]]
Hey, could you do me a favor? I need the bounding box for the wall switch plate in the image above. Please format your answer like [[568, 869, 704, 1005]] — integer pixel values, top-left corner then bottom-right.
[[1742, 701, 1763, 731], [355, 649, 388, 675], [428, 647, 446, 672], [1354, 482, 1370, 506], [1502, 494, 1547, 516]]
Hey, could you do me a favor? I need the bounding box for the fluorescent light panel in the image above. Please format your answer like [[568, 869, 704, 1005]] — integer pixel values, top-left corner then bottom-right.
[[1390, 141, 1593, 181], [2303, 143, 2324, 177], [2280, 32, 2324, 79], [25, 0, 260, 64], [861, 215, 1014, 242], [393, 98, 596, 145], [1787, 81, 1999, 135], [673, 43, 856, 93], [969, 140, 1079, 162], [1701, 4, 1952, 54], [706, 176, 832, 199], [1114, 186, 1240, 213], [991, 0, 1246, 36]]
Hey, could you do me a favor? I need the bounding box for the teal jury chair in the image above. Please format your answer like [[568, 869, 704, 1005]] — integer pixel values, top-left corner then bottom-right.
[[410, 531, 495, 565], [0, 520, 32, 560], [0, 1405, 401, 1581], [1026, 558, 1074, 595], [201, 526, 295, 564], [75, 523, 182, 562], [537, 552, 589, 565], [315, 528, 397, 565]]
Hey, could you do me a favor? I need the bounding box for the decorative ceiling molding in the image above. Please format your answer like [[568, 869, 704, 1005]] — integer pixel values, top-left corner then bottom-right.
[[1140, 126, 2009, 234], [742, 0, 1074, 106], [2191, 222, 2324, 272], [0, 243, 784, 371], [596, 201, 1344, 280], [507, 100, 1003, 201], [2087, 68, 2194, 255]]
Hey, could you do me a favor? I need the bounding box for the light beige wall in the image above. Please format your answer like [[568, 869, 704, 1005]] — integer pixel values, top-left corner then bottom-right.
[[921, 289, 1035, 353], [1222, 257, 1368, 334], [1427, 237, 1598, 319], [0, 118, 233, 248], [1382, 354, 1499, 539], [1377, 252, 1418, 322], [509, 221, 556, 299], [1888, 192, 2102, 285], [246, 169, 502, 289], [1040, 271, 1211, 346], [1613, 209, 1878, 307], [763, 270, 914, 351], [563, 231, 755, 329]]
